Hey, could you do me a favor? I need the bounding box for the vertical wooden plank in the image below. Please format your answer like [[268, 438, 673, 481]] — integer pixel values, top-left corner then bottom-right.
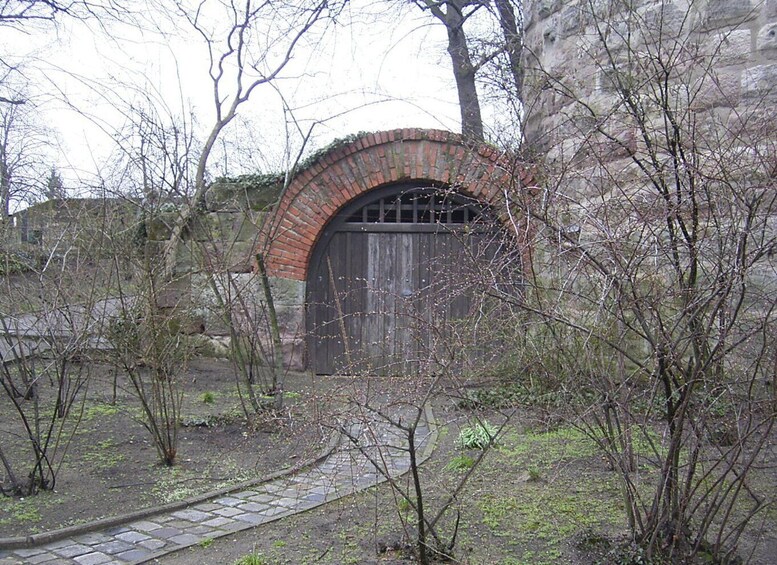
[[415, 232, 432, 374], [382, 232, 397, 374], [364, 232, 382, 373], [396, 232, 414, 374], [307, 251, 327, 375], [349, 231, 367, 373], [326, 233, 344, 374]]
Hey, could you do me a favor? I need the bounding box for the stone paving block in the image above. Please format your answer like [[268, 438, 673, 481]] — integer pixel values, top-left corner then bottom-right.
[[115, 547, 155, 562], [184, 525, 220, 536], [166, 519, 197, 530], [24, 553, 57, 564], [219, 520, 250, 533], [73, 551, 113, 565], [262, 483, 285, 493], [10, 548, 45, 557], [151, 527, 184, 540], [192, 503, 222, 512], [130, 520, 162, 532], [277, 489, 302, 499], [114, 530, 151, 544], [235, 501, 269, 513], [246, 493, 277, 504], [304, 491, 327, 503], [54, 543, 93, 558], [234, 512, 266, 525], [92, 540, 134, 555], [171, 509, 212, 522], [72, 533, 112, 545], [212, 496, 243, 506], [102, 526, 130, 536], [214, 507, 243, 517], [264, 506, 290, 517], [138, 539, 167, 551], [310, 485, 333, 495], [168, 533, 203, 546], [274, 497, 299, 509], [202, 516, 236, 528]]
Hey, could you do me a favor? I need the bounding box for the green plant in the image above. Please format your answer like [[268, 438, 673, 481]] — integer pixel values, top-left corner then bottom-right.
[[527, 466, 541, 482], [397, 497, 411, 513], [199, 391, 216, 404], [199, 537, 214, 548], [444, 454, 475, 471], [457, 421, 498, 450], [233, 553, 268, 565], [82, 439, 125, 470], [82, 403, 120, 421]]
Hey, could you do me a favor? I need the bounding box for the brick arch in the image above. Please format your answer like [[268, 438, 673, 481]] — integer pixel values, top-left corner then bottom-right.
[[262, 128, 534, 281]]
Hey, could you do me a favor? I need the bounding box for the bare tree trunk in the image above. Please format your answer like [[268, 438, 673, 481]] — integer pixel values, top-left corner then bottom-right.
[[493, 0, 523, 103], [418, 0, 485, 141], [445, 4, 484, 141]]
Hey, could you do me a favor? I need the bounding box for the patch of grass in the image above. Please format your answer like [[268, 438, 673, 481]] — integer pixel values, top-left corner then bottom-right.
[[497, 426, 598, 463], [82, 403, 120, 421], [82, 439, 125, 470], [179, 413, 236, 428], [0, 495, 50, 530], [233, 553, 268, 565], [479, 495, 519, 530], [199, 391, 217, 404], [272, 539, 286, 548], [151, 468, 198, 504], [527, 466, 542, 482], [482, 482, 622, 543], [199, 537, 214, 548], [444, 454, 475, 472], [458, 420, 498, 449]]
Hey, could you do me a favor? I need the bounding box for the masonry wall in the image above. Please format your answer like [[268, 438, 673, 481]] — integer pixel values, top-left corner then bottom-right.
[[523, 0, 777, 160], [145, 129, 532, 372], [521, 0, 777, 275]]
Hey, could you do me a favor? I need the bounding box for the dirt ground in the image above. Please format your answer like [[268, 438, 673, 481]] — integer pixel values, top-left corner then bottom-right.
[[2, 358, 776, 564], [0, 358, 350, 537], [150, 394, 777, 565]]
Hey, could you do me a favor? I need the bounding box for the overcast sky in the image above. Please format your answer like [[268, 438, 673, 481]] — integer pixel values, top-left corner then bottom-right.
[[2, 0, 466, 196]]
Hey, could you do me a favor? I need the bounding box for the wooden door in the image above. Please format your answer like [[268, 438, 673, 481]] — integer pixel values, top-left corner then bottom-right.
[[306, 186, 498, 375]]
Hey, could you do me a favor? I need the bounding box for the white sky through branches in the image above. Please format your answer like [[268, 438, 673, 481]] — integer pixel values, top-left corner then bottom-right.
[[1, 0, 462, 204]]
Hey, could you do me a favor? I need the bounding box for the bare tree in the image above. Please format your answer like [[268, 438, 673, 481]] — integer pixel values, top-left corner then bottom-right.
[[485, 0, 777, 561], [1, 197, 122, 495], [159, 0, 340, 279], [409, 0, 524, 141], [0, 97, 56, 226]]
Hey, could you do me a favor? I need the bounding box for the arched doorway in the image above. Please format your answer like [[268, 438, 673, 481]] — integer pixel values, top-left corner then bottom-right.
[[306, 182, 500, 375]]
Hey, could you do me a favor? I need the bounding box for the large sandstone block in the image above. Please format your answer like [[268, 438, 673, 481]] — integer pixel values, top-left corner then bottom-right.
[[757, 22, 777, 52], [704, 0, 756, 29]]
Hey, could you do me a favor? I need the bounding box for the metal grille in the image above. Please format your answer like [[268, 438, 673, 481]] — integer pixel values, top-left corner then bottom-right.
[[345, 189, 482, 225]]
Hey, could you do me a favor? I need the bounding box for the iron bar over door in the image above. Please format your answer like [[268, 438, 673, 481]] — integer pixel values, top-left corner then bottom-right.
[[306, 184, 500, 376]]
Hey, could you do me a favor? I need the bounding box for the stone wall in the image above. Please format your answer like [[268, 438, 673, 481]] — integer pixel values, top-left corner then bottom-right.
[[523, 0, 777, 156], [7, 198, 136, 256], [519, 0, 777, 322]]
